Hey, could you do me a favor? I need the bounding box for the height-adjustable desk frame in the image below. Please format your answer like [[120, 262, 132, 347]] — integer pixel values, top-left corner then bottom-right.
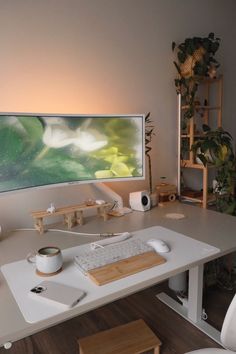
[[0, 202, 235, 348], [157, 264, 221, 342]]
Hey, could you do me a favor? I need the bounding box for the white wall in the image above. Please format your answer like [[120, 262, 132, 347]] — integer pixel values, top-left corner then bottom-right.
[[0, 0, 236, 230]]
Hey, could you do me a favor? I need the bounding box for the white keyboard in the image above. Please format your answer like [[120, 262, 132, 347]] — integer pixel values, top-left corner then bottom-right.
[[74, 238, 153, 274]]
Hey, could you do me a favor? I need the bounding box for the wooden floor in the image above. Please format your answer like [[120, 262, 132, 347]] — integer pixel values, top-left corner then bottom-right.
[[0, 281, 234, 354]]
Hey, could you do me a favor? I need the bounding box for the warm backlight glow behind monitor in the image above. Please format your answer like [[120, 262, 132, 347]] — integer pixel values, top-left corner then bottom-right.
[[0, 113, 145, 194]]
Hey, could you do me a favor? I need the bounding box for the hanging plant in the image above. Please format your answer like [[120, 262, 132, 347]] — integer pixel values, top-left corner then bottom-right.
[[172, 33, 220, 123]]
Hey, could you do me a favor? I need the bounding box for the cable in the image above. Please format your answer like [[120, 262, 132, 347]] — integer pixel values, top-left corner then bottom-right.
[[49, 228, 107, 236], [109, 200, 119, 211], [10, 227, 125, 238]]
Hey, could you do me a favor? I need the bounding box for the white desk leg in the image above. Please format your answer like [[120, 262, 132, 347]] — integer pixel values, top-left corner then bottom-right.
[[156, 265, 221, 344], [188, 265, 203, 322]]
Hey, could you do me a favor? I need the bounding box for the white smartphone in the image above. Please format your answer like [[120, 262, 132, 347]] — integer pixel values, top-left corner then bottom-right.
[[28, 281, 86, 309]]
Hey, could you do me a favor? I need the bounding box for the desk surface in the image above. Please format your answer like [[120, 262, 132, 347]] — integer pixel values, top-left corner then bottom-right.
[[0, 202, 236, 346]]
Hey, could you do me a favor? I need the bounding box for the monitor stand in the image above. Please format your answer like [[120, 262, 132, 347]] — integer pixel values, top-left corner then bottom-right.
[[93, 183, 132, 215], [93, 182, 123, 208]]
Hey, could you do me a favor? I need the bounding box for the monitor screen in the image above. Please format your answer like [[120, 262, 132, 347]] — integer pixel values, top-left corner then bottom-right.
[[0, 113, 145, 194]]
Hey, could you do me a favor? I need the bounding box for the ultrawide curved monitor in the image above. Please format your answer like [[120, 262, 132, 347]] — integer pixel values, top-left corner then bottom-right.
[[0, 113, 145, 194]]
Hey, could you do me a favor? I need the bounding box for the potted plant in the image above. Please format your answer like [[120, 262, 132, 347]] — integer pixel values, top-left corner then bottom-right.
[[172, 33, 220, 124], [191, 124, 236, 211], [191, 124, 234, 166], [145, 112, 157, 206]]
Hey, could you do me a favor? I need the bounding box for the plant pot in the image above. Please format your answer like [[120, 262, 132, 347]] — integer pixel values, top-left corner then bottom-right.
[[180, 47, 206, 78], [195, 148, 215, 165]]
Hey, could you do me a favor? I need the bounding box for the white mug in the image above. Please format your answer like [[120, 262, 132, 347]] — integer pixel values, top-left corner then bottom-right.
[[27, 246, 63, 276]]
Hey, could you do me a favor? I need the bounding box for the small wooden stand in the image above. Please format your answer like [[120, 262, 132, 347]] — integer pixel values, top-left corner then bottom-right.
[[31, 202, 111, 234], [78, 319, 162, 354]]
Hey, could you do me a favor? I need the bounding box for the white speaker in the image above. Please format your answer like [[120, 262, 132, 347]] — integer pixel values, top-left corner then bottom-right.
[[129, 191, 151, 211]]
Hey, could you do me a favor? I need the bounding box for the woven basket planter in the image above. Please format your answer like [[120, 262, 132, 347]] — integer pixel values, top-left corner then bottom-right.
[[180, 47, 206, 78]]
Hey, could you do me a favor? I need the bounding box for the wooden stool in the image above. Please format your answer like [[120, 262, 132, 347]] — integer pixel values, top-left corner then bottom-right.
[[78, 319, 162, 354]]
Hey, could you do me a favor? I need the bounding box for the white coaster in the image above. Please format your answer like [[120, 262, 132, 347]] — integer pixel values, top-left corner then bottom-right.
[[165, 213, 186, 219]]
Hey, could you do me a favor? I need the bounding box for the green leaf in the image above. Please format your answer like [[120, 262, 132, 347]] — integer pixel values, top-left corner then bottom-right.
[[145, 112, 151, 121], [202, 38, 210, 51], [202, 124, 211, 132], [18, 117, 43, 142], [211, 42, 220, 54], [186, 43, 194, 55], [93, 146, 118, 159], [178, 52, 187, 63], [32, 153, 91, 182], [175, 78, 181, 87], [178, 43, 186, 52], [95, 170, 114, 179], [173, 61, 181, 75], [111, 161, 133, 177], [197, 153, 207, 166], [193, 37, 201, 45], [208, 32, 215, 40], [0, 126, 24, 165]]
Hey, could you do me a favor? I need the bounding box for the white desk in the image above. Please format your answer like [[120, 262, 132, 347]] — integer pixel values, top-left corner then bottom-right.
[[0, 202, 236, 348]]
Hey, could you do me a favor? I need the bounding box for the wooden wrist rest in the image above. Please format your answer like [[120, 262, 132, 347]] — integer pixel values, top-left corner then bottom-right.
[[87, 251, 166, 285]]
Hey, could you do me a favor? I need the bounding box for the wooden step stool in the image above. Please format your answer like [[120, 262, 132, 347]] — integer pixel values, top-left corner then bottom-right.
[[78, 319, 162, 354]]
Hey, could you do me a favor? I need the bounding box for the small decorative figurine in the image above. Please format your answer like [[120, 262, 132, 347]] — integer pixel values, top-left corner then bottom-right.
[[47, 203, 56, 214]]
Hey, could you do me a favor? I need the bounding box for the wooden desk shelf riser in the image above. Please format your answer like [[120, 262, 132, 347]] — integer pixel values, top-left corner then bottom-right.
[[179, 75, 222, 209], [31, 202, 111, 234]]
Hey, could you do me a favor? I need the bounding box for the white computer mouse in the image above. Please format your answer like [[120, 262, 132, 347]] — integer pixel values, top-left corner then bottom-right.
[[147, 239, 170, 253]]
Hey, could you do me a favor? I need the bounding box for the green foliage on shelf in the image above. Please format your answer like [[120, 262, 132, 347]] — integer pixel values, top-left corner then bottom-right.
[[191, 124, 234, 166], [191, 124, 236, 215], [172, 33, 220, 122]]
